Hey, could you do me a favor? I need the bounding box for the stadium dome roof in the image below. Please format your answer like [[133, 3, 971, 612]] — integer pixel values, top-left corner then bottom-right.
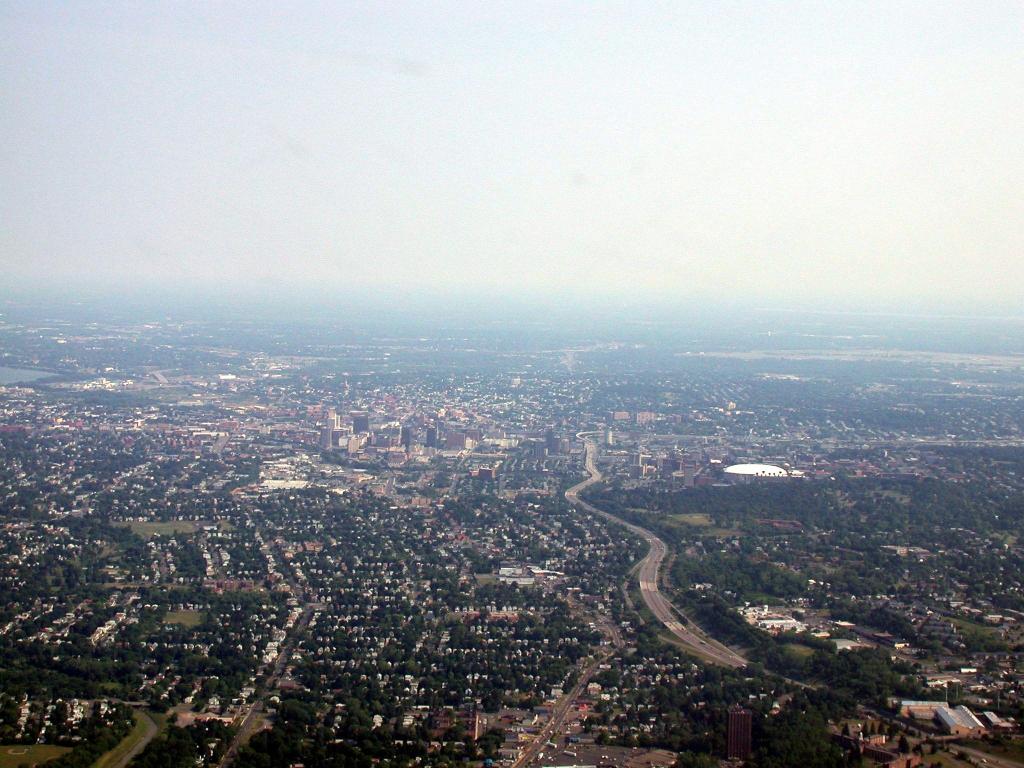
[[723, 463, 788, 477]]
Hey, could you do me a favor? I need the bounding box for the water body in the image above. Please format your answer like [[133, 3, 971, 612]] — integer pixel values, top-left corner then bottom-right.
[[0, 366, 51, 384]]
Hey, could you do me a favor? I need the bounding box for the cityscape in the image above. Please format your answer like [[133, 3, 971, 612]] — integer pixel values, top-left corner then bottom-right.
[[4, 2, 1024, 767], [0, 308, 1022, 768]]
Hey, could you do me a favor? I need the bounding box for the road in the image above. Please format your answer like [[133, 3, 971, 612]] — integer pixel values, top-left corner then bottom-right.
[[511, 581, 626, 767], [512, 649, 612, 768], [566, 439, 747, 668], [219, 700, 266, 767], [217, 533, 321, 765], [104, 709, 158, 768], [218, 596, 317, 766], [953, 744, 1024, 768]]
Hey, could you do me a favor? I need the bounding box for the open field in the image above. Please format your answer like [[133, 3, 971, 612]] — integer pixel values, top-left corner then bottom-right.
[[116, 520, 197, 537], [781, 642, 816, 659], [102, 582, 190, 591], [670, 512, 713, 526], [913, 750, 971, 768], [0, 745, 70, 767], [115, 520, 231, 538], [163, 610, 204, 627], [666, 512, 741, 537], [962, 738, 1024, 764]]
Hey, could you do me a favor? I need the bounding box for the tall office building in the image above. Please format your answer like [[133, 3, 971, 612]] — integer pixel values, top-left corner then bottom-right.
[[400, 425, 414, 450], [445, 431, 467, 450], [544, 428, 558, 454], [352, 413, 370, 433], [320, 408, 338, 450], [425, 425, 438, 448], [727, 705, 753, 761]]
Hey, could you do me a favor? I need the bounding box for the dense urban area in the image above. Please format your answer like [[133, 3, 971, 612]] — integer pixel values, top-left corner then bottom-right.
[[1, 306, 1024, 768]]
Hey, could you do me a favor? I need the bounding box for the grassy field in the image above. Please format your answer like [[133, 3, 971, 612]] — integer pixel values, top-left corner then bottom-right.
[[116, 520, 234, 538], [921, 750, 972, 768], [163, 610, 204, 627], [666, 513, 740, 537], [876, 489, 911, 504], [671, 512, 713, 526], [116, 520, 197, 538], [93, 711, 156, 768], [781, 642, 815, 659], [0, 745, 71, 767], [962, 738, 1024, 763], [102, 582, 191, 592]]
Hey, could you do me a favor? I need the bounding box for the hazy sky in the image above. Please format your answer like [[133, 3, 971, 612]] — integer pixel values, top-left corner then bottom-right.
[[2, 2, 1022, 312]]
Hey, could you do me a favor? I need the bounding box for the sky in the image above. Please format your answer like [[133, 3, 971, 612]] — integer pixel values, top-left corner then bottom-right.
[[2, 2, 1023, 315]]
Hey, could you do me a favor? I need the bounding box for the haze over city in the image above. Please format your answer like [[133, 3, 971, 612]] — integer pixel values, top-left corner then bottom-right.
[[3, 6, 1024, 768], [3, 2, 1023, 314]]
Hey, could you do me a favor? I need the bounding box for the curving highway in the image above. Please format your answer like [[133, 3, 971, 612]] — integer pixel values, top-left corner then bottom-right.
[[104, 710, 158, 768], [566, 439, 747, 668]]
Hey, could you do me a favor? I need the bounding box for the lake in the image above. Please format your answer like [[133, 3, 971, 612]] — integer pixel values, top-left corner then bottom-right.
[[0, 366, 52, 384]]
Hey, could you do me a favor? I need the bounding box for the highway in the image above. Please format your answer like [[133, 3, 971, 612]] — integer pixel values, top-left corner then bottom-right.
[[105, 709, 159, 768], [566, 439, 747, 668]]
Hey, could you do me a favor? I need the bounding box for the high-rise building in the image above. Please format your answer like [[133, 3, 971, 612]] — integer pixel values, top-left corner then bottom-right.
[[544, 428, 558, 454], [727, 705, 753, 761], [445, 431, 467, 450], [320, 408, 338, 450], [425, 425, 438, 448], [352, 413, 370, 433], [400, 425, 414, 450]]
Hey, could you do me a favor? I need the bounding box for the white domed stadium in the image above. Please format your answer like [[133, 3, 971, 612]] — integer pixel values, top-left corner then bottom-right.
[[723, 463, 789, 482]]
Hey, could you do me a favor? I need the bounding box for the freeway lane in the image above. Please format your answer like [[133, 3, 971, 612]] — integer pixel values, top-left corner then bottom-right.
[[104, 709, 158, 768], [566, 439, 747, 668]]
